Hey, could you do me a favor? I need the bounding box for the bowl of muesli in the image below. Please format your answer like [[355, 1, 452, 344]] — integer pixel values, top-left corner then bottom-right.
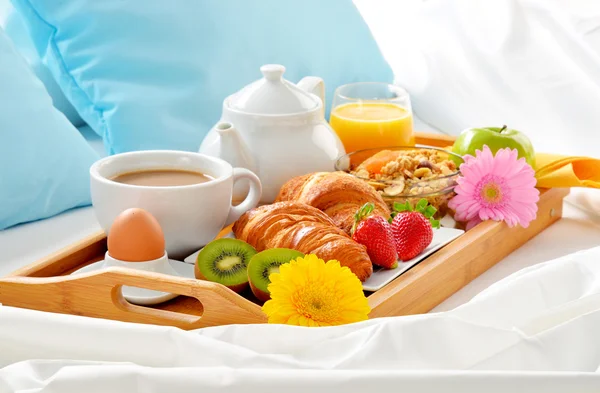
[[334, 146, 464, 218]]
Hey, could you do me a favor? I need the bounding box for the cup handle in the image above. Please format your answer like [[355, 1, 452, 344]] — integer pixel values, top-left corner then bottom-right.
[[225, 168, 262, 226]]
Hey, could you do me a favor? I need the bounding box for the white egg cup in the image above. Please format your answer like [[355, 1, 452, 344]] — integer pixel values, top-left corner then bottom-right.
[[104, 251, 178, 276], [102, 251, 182, 305]]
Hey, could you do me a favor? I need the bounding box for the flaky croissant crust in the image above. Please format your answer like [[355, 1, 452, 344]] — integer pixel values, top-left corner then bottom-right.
[[275, 171, 391, 234], [233, 201, 373, 281]]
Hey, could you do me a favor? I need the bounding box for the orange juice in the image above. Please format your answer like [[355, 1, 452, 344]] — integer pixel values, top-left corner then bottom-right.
[[330, 102, 414, 153]]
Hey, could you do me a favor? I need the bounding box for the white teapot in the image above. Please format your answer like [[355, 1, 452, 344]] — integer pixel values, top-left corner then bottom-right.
[[199, 64, 346, 203]]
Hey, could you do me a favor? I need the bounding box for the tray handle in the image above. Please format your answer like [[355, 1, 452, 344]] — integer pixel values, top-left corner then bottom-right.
[[0, 267, 267, 329]]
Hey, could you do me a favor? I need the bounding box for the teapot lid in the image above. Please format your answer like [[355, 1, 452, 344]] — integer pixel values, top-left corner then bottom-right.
[[228, 64, 319, 115]]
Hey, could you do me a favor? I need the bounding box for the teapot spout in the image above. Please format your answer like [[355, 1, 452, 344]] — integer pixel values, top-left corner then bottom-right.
[[215, 121, 235, 135], [214, 122, 257, 173], [212, 122, 258, 203], [297, 76, 325, 116]]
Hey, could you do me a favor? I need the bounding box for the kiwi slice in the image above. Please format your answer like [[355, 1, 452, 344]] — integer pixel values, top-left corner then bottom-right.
[[195, 238, 257, 293], [247, 248, 304, 301]]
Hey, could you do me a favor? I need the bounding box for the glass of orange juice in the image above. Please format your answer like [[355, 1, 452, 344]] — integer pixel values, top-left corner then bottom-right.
[[330, 83, 415, 154]]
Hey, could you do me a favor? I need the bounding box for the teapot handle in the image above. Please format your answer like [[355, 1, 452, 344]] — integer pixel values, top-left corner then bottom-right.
[[297, 76, 325, 117]]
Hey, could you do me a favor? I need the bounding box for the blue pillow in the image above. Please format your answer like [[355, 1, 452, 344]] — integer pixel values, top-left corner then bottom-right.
[[3, 7, 85, 127], [10, 0, 393, 155], [0, 26, 99, 230]]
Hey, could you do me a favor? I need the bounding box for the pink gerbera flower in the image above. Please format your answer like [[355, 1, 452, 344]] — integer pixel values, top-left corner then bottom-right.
[[448, 146, 539, 228]]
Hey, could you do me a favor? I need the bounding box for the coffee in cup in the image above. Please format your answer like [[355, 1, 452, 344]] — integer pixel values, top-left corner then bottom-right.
[[111, 169, 213, 187]]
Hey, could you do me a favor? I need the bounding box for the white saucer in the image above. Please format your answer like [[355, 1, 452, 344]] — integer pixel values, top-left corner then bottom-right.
[[72, 254, 195, 306]]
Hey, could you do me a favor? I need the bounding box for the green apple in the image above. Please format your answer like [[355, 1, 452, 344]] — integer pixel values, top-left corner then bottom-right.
[[451, 125, 536, 168]]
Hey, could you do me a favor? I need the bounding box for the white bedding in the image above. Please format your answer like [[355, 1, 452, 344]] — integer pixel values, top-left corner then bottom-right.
[[355, 0, 600, 157]]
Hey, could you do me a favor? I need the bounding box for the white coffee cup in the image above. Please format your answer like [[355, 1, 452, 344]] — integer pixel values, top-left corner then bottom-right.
[[90, 150, 261, 258]]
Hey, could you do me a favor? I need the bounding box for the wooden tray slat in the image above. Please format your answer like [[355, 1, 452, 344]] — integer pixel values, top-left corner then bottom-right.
[[10, 231, 107, 278], [0, 132, 569, 329]]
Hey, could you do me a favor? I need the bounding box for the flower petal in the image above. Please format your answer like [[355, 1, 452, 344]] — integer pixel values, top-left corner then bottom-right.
[[466, 217, 482, 230]]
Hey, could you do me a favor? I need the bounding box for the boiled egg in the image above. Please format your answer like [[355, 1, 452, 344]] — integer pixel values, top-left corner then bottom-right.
[[107, 208, 165, 262]]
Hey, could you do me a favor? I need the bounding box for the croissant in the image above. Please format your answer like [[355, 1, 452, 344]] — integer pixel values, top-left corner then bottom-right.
[[232, 201, 373, 281], [275, 171, 391, 234]]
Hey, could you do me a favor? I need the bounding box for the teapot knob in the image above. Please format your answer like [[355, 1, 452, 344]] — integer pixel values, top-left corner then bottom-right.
[[261, 64, 285, 81]]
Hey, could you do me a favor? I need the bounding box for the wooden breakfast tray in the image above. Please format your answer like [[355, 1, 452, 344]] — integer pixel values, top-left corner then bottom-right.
[[0, 133, 570, 330]]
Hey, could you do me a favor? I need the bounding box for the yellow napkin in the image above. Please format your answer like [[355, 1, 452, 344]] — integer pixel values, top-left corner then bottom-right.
[[535, 153, 600, 189]]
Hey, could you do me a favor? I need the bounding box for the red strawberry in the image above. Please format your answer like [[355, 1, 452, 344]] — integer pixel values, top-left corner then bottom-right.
[[351, 203, 398, 269], [390, 199, 439, 261]]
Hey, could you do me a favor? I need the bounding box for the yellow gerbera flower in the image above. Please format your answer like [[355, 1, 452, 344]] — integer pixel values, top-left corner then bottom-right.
[[262, 254, 371, 327]]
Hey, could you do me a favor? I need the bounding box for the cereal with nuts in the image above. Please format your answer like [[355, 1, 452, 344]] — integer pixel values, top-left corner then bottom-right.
[[351, 149, 460, 216], [354, 149, 456, 180]]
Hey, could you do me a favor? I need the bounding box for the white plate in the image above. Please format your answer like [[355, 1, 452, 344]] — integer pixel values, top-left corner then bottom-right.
[[72, 259, 195, 306], [185, 228, 464, 292], [361, 227, 464, 291]]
